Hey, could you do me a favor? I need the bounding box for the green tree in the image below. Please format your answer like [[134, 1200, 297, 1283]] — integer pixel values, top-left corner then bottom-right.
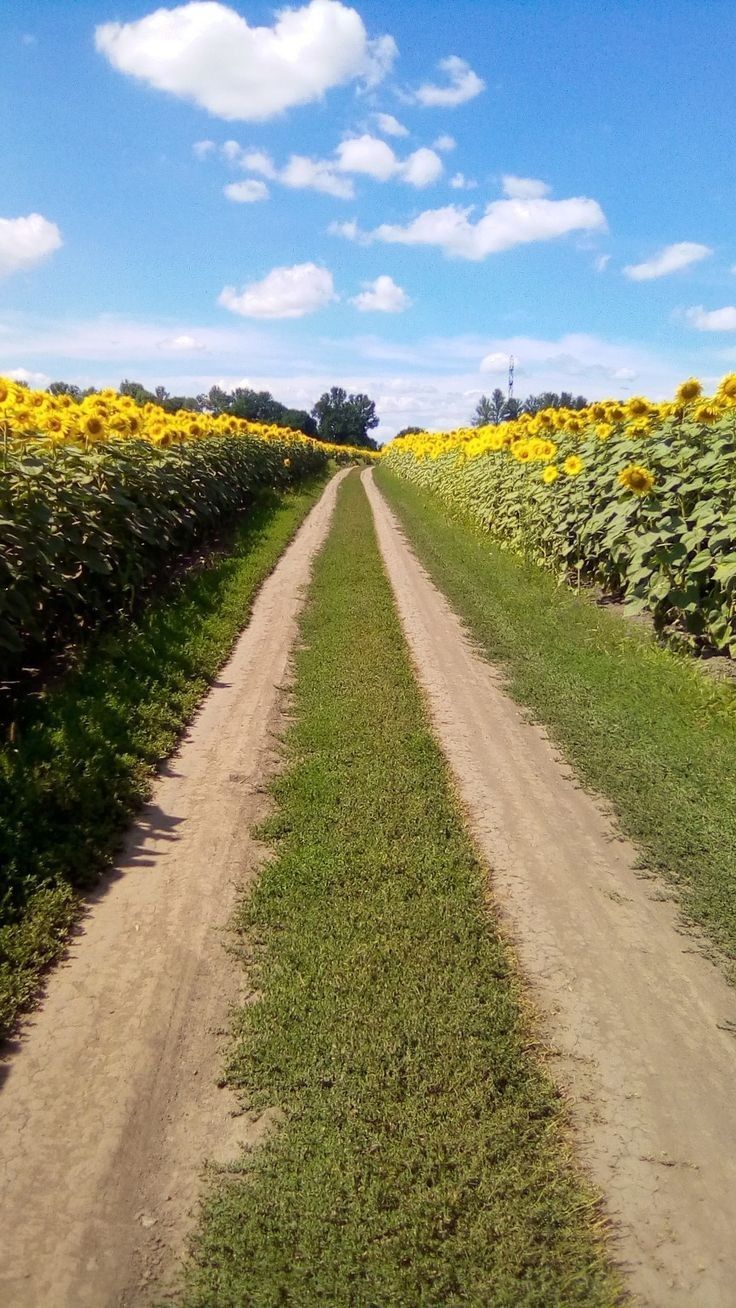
[[312, 387, 379, 449], [472, 389, 510, 425]]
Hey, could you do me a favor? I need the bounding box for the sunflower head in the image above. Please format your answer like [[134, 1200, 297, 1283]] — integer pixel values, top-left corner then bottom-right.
[[694, 401, 722, 425], [542, 464, 559, 484], [717, 373, 736, 400], [82, 413, 106, 441], [675, 377, 702, 404], [563, 454, 584, 477], [618, 464, 655, 496]]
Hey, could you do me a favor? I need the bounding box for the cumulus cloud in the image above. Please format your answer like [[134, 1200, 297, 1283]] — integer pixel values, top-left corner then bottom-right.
[[224, 179, 269, 202], [350, 274, 411, 312], [479, 351, 510, 373], [374, 112, 408, 138], [218, 262, 337, 318], [8, 367, 50, 387], [193, 138, 216, 159], [624, 241, 712, 281], [413, 56, 484, 108], [686, 305, 736, 331], [214, 133, 442, 196], [0, 213, 62, 278], [333, 190, 606, 260], [433, 134, 456, 152], [335, 134, 443, 186], [501, 175, 551, 200], [95, 0, 396, 121]]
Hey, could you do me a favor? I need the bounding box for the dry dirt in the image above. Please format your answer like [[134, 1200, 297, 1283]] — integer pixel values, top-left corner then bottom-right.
[[0, 470, 347, 1308], [364, 469, 736, 1308]]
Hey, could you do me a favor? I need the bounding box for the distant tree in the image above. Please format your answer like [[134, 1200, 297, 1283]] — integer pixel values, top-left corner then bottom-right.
[[523, 391, 588, 414], [312, 387, 379, 449], [472, 389, 510, 425], [47, 381, 83, 401], [394, 426, 423, 439], [119, 379, 157, 406]]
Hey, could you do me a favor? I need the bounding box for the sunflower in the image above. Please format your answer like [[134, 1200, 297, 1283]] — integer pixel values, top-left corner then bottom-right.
[[618, 464, 655, 495], [693, 401, 722, 425], [717, 372, 736, 400], [674, 378, 702, 404], [596, 422, 613, 441], [563, 455, 584, 476], [82, 413, 106, 442], [541, 464, 558, 484], [627, 396, 651, 417]]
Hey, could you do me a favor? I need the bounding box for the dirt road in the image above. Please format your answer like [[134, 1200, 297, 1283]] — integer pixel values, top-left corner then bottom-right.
[[364, 469, 736, 1308], [0, 471, 346, 1308]]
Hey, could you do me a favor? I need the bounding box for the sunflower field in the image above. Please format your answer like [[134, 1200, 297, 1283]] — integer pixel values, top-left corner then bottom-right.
[[383, 376, 736, 656], [0, 379, 367, 684]]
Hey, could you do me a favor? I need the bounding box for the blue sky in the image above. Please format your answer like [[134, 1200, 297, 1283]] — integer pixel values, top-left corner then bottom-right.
[[3, 0, 736, 437]]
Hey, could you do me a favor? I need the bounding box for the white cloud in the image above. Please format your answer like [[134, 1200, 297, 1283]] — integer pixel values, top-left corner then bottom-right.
[[479, 351, 510, 373], [8, 367, 50, 386], [413, 56, 484, 108], [0, 213, 62, 278], [224, 179, 270, 202], [686, 305, 736, 332], [374, 112, 408, 138], [221, 133, 443, 195], [218, 262, 337, 318], [336, 133, 398, 180], [450, 172, 477, 190], [193, 138, 216, 159], [400, 147, 444, 187], [335, 134, 443, 187], [594, 253, 611, 272], [164, 334, 206, 351], [350, 275, 411, 313], [433, 134, 456, 152], [624, 241, 712, 281], [328, 218, 361, 240], [501, 175, 551, 200], [281, 155, 354, 197], [335, 192, 607, 260], [95, 0, 396, 122], [238, 149, 278, 179]]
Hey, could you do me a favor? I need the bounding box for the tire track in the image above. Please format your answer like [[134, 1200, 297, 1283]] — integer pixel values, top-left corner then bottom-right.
[[364, 467, 736, 1308], [0, 470, 348, 1308]]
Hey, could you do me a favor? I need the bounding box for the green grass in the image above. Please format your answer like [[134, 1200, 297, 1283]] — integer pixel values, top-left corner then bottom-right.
[[375, 465, 736, 969], [185, 472, 620, 1308], [0, 477, 327, 1039]]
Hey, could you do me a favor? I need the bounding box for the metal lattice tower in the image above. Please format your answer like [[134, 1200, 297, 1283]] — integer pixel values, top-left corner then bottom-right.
[[508, 355, 515, 401]]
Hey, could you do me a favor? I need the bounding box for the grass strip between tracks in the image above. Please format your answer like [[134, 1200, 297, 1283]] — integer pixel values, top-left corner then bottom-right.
[[0, 476, 328, 1040], [185, 471, 619, 1307], [375, 466, 736, 970]]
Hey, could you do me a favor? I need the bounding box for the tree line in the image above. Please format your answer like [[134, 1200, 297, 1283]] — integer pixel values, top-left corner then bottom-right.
[[44, 379, 380, 449], [392, 388, 590, 439]]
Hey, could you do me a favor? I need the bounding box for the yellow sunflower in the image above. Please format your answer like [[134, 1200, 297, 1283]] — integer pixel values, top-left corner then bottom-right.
[[619, 464, 655, 495]]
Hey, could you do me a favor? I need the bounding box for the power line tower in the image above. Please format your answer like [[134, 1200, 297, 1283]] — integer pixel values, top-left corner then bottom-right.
[[508, 355, 515, 401]]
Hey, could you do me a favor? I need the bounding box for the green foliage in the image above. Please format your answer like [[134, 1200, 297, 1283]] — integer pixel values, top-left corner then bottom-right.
[[385, 412, 736, 655], [0, 434, 327, 683], [186, 473, 618, 1306], [312, 385, 379, 449]]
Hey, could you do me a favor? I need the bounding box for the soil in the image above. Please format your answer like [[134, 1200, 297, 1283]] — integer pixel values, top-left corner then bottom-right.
[[364, 469, 736, 1308], [0, 471, 347, 1308]]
